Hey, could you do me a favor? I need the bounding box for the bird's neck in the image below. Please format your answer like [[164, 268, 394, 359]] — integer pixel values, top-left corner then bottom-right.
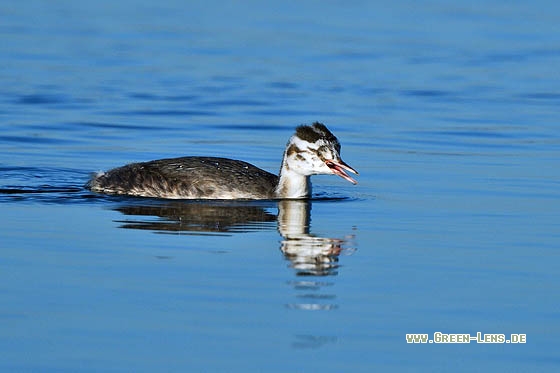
[[274, 160, 311, 199]]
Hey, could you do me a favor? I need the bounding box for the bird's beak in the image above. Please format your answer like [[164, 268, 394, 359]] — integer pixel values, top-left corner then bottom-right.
[[326, 159, 359, 184]]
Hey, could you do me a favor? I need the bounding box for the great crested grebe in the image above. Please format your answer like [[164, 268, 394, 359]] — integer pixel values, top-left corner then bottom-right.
[[87, 122, 358, 199]]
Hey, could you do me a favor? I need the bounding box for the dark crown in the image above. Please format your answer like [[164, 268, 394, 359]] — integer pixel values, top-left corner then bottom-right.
[[295, 122, 340, 147]]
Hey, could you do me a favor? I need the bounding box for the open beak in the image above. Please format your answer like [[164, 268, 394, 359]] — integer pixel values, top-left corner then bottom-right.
[[326, 159, 359, 184]]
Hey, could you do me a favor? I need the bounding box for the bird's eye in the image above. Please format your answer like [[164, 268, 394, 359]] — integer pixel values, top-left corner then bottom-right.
[[317, 145, 333, 160]]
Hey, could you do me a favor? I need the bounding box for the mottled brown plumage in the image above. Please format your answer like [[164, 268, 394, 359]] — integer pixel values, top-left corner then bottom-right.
[[88, 157, 278, 199]]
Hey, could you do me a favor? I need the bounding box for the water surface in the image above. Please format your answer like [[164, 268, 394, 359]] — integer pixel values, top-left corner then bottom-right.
[[1, 1, 559, 371]]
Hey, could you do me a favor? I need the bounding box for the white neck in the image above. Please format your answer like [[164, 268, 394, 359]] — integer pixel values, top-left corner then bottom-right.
[[274, 163, 311, 199]]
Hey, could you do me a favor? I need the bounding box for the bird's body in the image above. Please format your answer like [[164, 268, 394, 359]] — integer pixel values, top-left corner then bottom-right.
[[87, 122, 357, 200], [89, 156, 279, 199]]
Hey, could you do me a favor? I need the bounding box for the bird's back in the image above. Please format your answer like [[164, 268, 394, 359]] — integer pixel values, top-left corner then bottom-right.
[[87, 156, 279, 199]]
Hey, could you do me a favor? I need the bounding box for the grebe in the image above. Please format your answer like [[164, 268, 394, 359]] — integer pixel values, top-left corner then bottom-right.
[[87, 122, 358, 199]]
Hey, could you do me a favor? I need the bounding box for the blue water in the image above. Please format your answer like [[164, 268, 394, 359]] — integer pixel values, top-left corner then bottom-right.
[[1, 1, 560, 371]]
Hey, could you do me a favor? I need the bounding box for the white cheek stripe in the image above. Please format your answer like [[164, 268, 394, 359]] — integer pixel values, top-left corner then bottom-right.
[[290, 136, 313, 150], [290, 136, 329, 151]]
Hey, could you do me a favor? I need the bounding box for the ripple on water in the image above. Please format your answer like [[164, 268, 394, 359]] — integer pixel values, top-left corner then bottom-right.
[[0, 166, 93, 204], [15, 93, 66, 105], [14, 93, 92, 107]]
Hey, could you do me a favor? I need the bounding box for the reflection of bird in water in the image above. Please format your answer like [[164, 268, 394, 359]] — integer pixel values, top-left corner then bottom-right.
[[278, 200, 354, 312], [278, 200, 350, 276], [111, 198, 354, 276], [87, 122, 357, 199], [114, 201, 276, 232]]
